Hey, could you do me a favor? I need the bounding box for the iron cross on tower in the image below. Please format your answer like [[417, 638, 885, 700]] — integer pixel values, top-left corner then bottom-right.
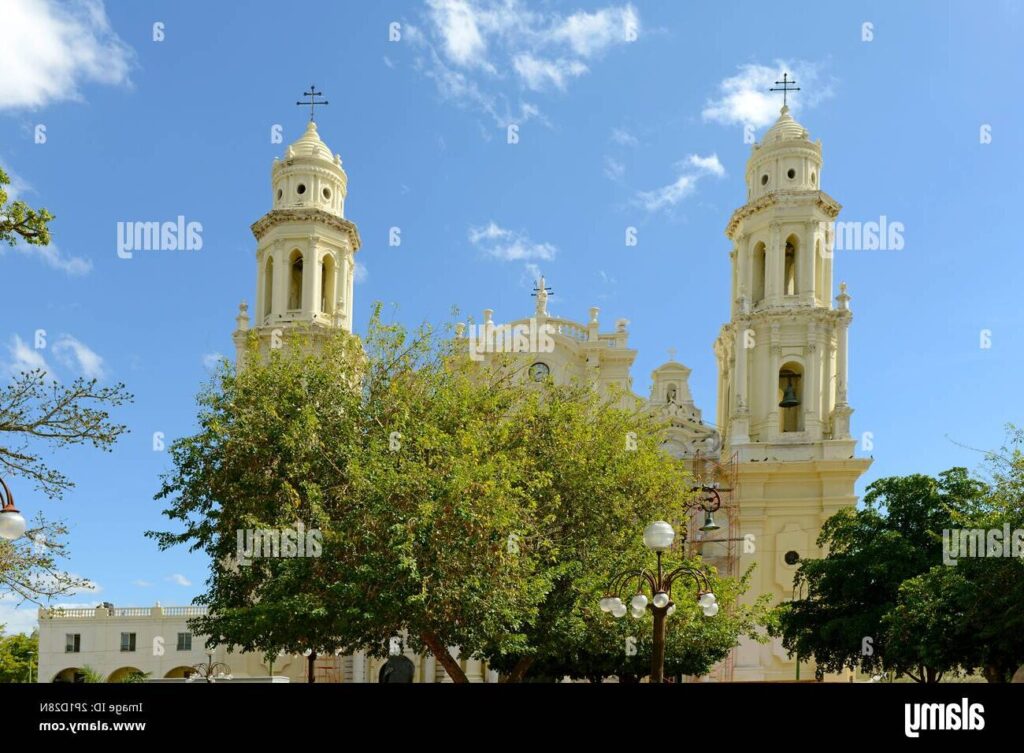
[[769, 72, 800, 107], [297, 85, 329, 122]]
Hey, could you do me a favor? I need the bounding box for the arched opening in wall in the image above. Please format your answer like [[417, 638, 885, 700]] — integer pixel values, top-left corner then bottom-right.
[[752, 242, 766, 305], [320, 255, 336, 315], [107, 666, 144, 683], [164, 666, 195, 679], [288, 250, 303, 311], [784, 235, 798, 296], [52, 667, 85, 683], [263, 256, 274, 320], [778, 362, 804, 433]]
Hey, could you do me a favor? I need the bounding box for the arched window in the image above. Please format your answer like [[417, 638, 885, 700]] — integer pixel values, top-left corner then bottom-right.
[[778, 362, 804, 433], [320, 255, 336, 314], [263, 256, 274, 320], [752, 242, 766, 305], [784, 235, 798, 296], [288, 250, 303, 311]]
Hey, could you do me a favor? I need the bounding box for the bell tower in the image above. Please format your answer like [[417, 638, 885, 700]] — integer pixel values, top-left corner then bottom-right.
[[713, 102, 872, 681], [233, 111, 361, 362]]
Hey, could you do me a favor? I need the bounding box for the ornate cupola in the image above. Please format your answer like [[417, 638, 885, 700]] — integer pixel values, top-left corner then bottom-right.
[[233, 104, 362, 363]]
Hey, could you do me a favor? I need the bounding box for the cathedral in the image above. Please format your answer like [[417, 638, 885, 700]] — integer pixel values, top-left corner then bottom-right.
[[230, 104, 870, 682]]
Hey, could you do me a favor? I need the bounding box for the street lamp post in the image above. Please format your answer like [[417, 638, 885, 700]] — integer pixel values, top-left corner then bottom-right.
[[0, 477, 27, 541], [599, 521, 718, 683], [191, 652, 232, 683]]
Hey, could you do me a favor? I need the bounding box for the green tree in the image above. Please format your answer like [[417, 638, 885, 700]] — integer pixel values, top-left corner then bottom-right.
[[775, 468, 986, 681], [152, 311, 552, 681], [0, 168, 53, 247], [0, 629, 37, 682]]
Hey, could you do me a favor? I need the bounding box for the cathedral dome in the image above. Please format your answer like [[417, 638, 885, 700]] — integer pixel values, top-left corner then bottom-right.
[[763, 105, 808, 142], [287, 121, 336, 163], [271, 122, 348, 216]]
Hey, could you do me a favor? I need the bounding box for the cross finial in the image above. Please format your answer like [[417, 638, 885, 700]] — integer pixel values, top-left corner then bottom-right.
[[667, 347, 677, 362], [297, 85, 329, 122], [769, 72, 800, 107]]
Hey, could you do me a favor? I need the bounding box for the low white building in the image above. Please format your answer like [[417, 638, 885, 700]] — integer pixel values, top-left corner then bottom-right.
[[37, 604, 495, 683]]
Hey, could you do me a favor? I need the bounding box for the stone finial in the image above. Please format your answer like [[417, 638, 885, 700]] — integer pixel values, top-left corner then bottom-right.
[[455, 323, 466, 338], [836, 281, 851, 310], [589, 306, 599, 325], [236, 301, 250, 331], [483, 308, 494, 325]]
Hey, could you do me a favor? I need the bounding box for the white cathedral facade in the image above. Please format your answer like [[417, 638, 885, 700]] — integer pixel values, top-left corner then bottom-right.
[[38, 106, 869, 683]]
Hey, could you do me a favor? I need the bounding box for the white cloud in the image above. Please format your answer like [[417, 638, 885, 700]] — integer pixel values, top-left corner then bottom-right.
[[548, 5, 639, 57], [428, 0, 492, 69], [354, 261, 368, 283], [513, 54, 587, 91], [6, 241, 93, 276], [132, 579, 152, 587], [0, 0, 134, 110], [635, 153, 725, 213], [202, 353, 224, 371], [52, 334, 106, 379], [469, 221, 556, 262], [6, 335, 52, 378], [603, 156, 625, 180], [702, 60, 835, 128], [610, 127, 638, 146], [686, 153, 725, 177], [409, 1, 640, 126], [167, 574, 192, 587]]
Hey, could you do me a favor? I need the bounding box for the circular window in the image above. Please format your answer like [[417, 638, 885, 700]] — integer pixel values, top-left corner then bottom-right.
[[529, 362, 550, 382], [276, 189, 283, 200], [322, 187, 332, 200], [787, 168, 796, 180], [297, 184, 306, 195], [784, 550, 800, 566], [761, 174, 769, 186]]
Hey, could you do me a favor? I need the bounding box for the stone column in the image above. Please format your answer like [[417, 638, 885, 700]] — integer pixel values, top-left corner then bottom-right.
[[805, 321, 819, 436], [422, 653, 436, 684], [766, 225, 781, 304], [766, 323, 781, 439], [351, 651, 367, 683], [273, 242, 289, 317], [303, 237, 318, 318], [802, 222, 817, 305], [464, 658, 485, 683], [732, 322, 750, 443]]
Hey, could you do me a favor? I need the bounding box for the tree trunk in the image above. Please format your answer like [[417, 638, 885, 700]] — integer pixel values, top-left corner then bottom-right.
[[419, 631, 469, 683], [499, 657, 534, 683], [983, 663, 1010, 683], [307, 651, 317, 683]]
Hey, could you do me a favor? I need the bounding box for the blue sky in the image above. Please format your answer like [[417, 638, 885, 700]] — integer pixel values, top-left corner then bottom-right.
[[0, 0, 1021, 632]]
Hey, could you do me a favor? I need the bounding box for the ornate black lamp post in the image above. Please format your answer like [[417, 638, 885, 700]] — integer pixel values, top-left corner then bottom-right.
[[190, 652, 232, 683], [599, 521, 718, 683]]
